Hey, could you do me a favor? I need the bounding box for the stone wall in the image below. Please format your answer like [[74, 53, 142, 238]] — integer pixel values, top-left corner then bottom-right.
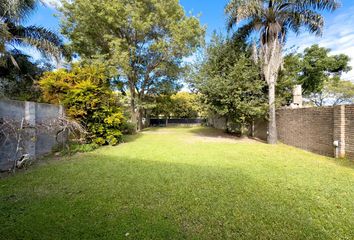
[[0, 99, 65, 171]]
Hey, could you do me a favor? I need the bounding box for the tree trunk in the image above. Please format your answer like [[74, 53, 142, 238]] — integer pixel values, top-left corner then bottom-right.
[[130, 96, 138, 129], [268, 81, 277, 144], [262, 39, 282, 144], [128, 76, 138, 132], [137, 107, 144, 131]]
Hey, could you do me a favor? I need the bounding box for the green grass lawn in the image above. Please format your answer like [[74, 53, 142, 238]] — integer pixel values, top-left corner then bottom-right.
[[1, 127, 353, 239]]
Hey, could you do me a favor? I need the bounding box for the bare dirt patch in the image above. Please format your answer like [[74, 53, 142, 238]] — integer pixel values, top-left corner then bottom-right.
[[141, 127, 258, 143], [188, 127, 257, 144], [187, 135, 256, 144]]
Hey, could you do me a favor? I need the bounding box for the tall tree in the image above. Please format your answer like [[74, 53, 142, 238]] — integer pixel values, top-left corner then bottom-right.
[[297, 44, 350, 94], [277, 44, 351, 104], [60, 0, 204, 131], [149, 92, 200, 119], [0, 0, 64, 64], [190, 34, 267, 135], [225, 0, 340, 144]]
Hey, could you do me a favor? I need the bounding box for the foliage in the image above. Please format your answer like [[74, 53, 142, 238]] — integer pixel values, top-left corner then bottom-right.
[[149, 94, 174, 119], [60, 0, 205, 130], [120, 122, 137, 135], [280, 45, 351, 95], [190, 35, 267, 135], [55, 142, 100, 156], [276, 52, 303, 105], [225, 0, 340, 143], [300, 45, 351, 94], [277, 44, 351, 105], [39, 64, 126, 145], [0, 50, 53, 101], [1, 127, 353, 239], [307, 79, 354, 106], [0, 0, 64, 63], [0, 0, 64, 103], [170, 92, 200, 118], [150, 92, 201, 119]]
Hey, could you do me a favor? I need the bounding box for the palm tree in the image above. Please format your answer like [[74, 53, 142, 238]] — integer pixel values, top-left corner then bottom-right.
[[0, 0, 64, 67], [225, 0, 340, 144]]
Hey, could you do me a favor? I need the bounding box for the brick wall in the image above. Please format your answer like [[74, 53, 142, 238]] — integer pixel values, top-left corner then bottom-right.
[[276, 107, 334, 157], [251, 104, 354, 159], [345, 105, 354, 158], [208, 104, 354, 159]]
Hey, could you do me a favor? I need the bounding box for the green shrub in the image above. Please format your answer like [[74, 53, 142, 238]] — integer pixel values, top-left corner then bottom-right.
[[58, 142, 99, 155], [121, 122, 137, 135], [39, 64, 126, 145]]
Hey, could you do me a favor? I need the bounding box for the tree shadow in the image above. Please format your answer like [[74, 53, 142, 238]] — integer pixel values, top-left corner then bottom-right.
[[189, 126, 255, 141], [122, 132, 143, 143], [1, 154, 352, 239]]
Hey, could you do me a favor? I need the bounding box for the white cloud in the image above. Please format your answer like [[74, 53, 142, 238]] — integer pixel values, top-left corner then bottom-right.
[[286, 7, 354, 82], [40, 0, 62, 8]]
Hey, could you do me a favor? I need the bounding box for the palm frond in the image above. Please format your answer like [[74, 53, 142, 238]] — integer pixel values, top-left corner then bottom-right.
[[286, 9, 324, 36], [0, 0, 37, 22], [296, 0, 341, 12], [7, 24, 64, 60], [232, 18, 260, 43], [225, 0, 262, 30], [225, 0, 339, 44]]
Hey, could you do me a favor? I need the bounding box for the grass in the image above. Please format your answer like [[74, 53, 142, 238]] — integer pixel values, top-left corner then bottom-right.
[[0, 126, 353, 239]]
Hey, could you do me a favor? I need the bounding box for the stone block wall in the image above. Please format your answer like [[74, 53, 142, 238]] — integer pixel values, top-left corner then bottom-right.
[[0, 99, 64, 171]]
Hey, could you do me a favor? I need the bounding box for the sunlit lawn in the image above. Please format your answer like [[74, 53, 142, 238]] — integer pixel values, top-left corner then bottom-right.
[[1, 127, 353, 239]]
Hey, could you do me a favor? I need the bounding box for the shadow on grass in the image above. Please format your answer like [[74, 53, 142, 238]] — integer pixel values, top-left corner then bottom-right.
[[122, 132, 143, 143], [1, 154, 352, 239], [189, 126, 231, 137], [328, 157, 354, 169], [189, 126, 259, 141]]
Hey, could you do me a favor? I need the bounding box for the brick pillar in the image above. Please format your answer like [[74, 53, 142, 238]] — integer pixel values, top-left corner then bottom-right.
[[24, 101, 36, 159], [333, 105, 346, 158]]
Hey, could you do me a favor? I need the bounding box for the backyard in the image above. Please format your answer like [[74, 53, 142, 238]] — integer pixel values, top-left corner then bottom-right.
[[0, 127, 353, 239]]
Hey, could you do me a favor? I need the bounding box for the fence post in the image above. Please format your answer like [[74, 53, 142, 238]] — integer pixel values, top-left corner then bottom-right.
[[24, 101, 36, 159], [333, 105, 346, 158]]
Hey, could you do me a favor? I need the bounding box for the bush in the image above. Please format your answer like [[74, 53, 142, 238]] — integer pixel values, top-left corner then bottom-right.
[[39, 64, 126, 145], [54, 142, 100, 156], [121, 122, 137, 135]]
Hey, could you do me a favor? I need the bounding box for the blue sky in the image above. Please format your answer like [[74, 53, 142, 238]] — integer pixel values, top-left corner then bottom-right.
[[30, 0, 354, 80]]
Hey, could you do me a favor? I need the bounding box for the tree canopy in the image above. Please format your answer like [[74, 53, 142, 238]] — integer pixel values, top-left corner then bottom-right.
[[39, 64, 127, 145], [60, 0, 205, 130], [278, 44, 351, 104], [149, 92, 201, 119], [190, 35, 267, 135], [225, 0, 340, 144]]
